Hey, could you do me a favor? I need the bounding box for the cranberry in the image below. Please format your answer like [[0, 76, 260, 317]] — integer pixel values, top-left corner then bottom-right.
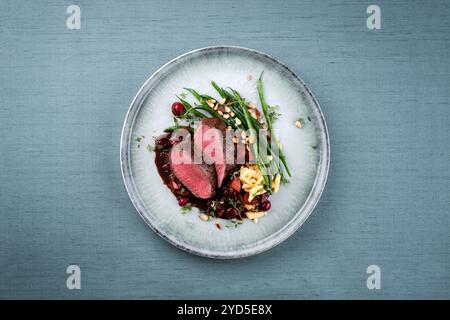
[[243, 192, 257, 205], [260, 201, 271, 211], [177, 197, 189, 206], [215, 204, 225, 218], [255, 193, 269, 203], [225, 207, 239, 219], [223, 187, 238, 199], [171, 102, 185, 116]]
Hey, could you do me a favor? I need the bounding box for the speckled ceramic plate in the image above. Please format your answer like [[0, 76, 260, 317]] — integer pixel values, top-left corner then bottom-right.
[[120, 46, 329, 258]]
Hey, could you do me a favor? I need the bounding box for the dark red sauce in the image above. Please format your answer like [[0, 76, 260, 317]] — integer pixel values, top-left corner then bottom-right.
[[154, 133, 242, 219], [154, 133, 270, 220]]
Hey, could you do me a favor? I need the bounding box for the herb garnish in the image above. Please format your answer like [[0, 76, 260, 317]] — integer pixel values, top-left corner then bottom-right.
[[181, 204, 192, 214], [225, 219, 243, 228], [135, 135, 145, 142], [179, 92, 188, 99], [268, 105, 281, 122]]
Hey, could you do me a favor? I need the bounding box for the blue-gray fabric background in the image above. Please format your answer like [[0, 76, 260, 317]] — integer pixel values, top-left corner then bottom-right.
[[0, 0, 449, 299]]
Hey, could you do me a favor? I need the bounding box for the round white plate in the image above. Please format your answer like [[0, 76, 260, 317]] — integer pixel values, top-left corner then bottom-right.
[[121, 46, 330, 258]]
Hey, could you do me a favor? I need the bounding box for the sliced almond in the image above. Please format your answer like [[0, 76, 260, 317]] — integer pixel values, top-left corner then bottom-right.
[[235, 118, 242, 125], [217, 110, 223, 115], [241, 131, 247, 139], [295, 120, 302, 128], [244, 203, 256, 210], [250, 111, 258, 120], [224, 106, 231, 113], [232, 136, 238, 144], [245, 211, 266, 220], [213, 105, 219, 111], [223, 114, 230, 119], [248, 102, 257, 109], [219, 98, 226, 105], [230, 111, 235, 117], [273, 174, 281, 193], [199, 214, 209, 221]]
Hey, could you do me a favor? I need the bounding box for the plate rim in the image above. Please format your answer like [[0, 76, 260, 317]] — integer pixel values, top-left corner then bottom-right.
[[120, 45, 330, 259]]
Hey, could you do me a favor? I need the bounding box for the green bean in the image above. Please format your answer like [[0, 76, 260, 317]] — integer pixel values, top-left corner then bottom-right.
[[257, 74, 292, 177]]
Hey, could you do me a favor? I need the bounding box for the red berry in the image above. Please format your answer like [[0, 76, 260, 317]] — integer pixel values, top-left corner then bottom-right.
[[260, 201, 271, 211], [256, 193, 269, 203], [178, 197, 189, 206], [223, 187, 238, 199], [243, 192, 257, 205], [225, 207, 239, 219], [171, 102, 185, 116]]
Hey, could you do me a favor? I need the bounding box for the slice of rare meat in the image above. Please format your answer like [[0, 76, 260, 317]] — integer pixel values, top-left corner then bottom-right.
[[194, 118, 236, 188], [170, 140, 216, 199]]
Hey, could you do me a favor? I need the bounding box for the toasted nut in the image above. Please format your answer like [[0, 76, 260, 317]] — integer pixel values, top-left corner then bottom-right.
[[250, 111, 258, 120], [230, 111, 235, 117], [244, 203, 256, 210], [207, 98, 216, 104], [235, 118, 242, 125], [225, 106, 231, 113], [273, 174, 281, 193], [199, 214, 209, 221], [217, 110, 223, 115], [241, 139, 247, 144], [295, 120, 303, 128], [232, 136, 239, 144], [248, 103, 257, 109], [223, 114, 230, 119], [219, 98, 226, 105], [213, 105, 219, 110], [245, 211, 266, 220], [206, 100, 215, 108]]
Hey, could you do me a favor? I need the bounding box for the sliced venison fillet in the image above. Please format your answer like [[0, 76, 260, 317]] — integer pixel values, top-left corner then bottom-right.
[[194, 118, 230, 187], [194, 118, 247, 187], [170, 140, 216, 199]]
